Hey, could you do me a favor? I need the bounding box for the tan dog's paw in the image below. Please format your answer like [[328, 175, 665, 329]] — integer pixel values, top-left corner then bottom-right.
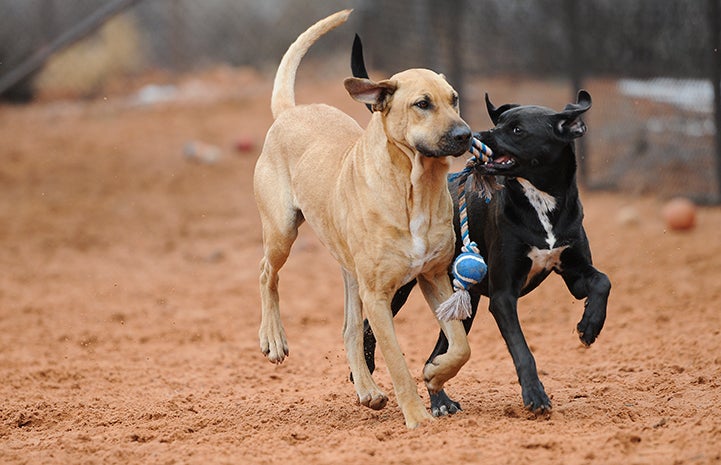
[[404, 406, 435, 430], [259, 327, 289, 364], [358, 390, 388, 410]]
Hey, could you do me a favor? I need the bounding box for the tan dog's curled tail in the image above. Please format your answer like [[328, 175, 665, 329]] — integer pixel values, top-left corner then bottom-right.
[[270, 9, 352, 119]]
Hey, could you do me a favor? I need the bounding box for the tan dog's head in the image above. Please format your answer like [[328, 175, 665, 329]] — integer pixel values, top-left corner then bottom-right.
[[344, 69, 471, 158]]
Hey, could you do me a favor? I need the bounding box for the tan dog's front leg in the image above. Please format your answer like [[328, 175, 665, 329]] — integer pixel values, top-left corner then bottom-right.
[[342, 270, 388, 410], [361, 289, 433, 429], [417, 274, 471, 393]]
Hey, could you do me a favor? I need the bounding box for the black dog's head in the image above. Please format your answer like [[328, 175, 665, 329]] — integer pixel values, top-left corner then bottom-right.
[[476, 91, 591, 186]]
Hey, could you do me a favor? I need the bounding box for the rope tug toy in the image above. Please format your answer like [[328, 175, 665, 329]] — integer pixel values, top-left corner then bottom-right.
[[435, 138, 494, 321]]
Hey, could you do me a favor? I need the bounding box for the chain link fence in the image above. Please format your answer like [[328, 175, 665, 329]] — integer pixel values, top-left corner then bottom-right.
[[1, 0, 719, 201]]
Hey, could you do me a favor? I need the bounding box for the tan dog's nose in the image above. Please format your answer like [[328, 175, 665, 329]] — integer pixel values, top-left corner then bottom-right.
[[451, 125, 472, 145], [439, 124, 472, 156]]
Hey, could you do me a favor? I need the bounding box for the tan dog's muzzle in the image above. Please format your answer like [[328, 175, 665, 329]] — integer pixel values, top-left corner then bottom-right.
[[442, 123, 473, 156], [417, 122, 472, 158]]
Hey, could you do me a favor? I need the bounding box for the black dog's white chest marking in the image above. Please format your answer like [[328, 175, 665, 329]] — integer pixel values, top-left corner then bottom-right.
[[518, 179, 568, 286]]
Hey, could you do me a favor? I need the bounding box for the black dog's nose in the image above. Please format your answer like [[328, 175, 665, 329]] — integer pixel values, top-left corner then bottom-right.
[[451, 125, 472, 144]]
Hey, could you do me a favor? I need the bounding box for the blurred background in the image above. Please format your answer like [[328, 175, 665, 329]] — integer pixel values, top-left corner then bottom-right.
[[1, 0, 720, 202]]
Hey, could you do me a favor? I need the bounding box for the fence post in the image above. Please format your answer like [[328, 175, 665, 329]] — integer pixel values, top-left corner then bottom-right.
[[711, 0, 721, 203], [445, 0, 466, 100], [565, 0, 587, 188], [170, 0, 188, 70]]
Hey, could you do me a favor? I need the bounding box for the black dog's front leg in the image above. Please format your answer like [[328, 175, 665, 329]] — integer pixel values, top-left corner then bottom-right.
[[576, 269, 610, 345], [560, 239, 611, 346], [489, 291, 551, 413], [562, 265, 611, 346]]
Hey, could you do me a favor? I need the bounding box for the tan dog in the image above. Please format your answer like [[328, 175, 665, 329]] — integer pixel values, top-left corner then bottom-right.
[[254, 9, 472, 429]]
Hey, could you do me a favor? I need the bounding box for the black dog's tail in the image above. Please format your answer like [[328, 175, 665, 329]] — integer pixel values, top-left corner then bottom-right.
[[351, 34, 373, 112]]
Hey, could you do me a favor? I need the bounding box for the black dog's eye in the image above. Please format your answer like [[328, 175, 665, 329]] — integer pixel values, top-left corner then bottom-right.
[[512, 126, 523, 136], [414, 99, 430, 110], [451, 94, 459, 107]]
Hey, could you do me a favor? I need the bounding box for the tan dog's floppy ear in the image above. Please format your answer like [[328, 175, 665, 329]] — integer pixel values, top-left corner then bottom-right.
[[344, 77, 397, 112]]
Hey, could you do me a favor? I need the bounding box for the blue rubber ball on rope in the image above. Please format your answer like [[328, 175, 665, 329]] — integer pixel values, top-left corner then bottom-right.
[[452, 252, 487, 289]]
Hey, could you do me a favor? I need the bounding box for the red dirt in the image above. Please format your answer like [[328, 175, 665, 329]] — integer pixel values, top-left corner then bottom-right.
[[1, 68, 720, 464]]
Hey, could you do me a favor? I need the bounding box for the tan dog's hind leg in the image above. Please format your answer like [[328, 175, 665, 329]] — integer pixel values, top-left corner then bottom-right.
[[342, 270, 388, 410], [417, 273, 471, 392], [361, 287, 434, 429]]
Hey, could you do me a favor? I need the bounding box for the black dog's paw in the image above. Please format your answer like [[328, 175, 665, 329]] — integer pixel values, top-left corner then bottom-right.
[[576, 279, 609, 346], [577, 318, 603, 346], [430, 390, 462, 417], [522, 381, 552, 414]]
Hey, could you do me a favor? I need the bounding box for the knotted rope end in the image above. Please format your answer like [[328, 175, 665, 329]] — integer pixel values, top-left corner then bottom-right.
[[435, 289, 472, 321], [435, 246, 488, 321]]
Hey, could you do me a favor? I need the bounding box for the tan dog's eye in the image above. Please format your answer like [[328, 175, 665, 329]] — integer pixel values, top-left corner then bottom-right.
[[451, 94, 459, 107], [414, 99, 430, 110]]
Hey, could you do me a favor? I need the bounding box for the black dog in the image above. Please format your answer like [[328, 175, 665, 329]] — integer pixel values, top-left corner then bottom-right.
[[351, 35, 611, 416]]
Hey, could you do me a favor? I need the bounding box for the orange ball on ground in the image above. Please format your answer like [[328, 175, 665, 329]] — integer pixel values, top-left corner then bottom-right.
[[661, 197, 696, 231]]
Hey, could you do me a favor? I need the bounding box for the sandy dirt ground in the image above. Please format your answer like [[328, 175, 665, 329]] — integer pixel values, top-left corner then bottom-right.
[[1, 66, 721, 465]]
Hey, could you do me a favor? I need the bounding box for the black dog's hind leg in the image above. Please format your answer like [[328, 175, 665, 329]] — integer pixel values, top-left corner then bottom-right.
[[426, 290, 481, 416], [350, 279, 416, 382]]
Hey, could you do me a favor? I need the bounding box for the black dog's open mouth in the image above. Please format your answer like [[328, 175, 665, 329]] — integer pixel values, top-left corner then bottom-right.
[[479, 152, 517, 173]]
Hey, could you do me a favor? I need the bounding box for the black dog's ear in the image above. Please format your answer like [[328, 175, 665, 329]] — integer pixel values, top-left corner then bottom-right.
[[344, 77, 397, 112], [485, 93, 519, 125], [351, 34, 373, 113], [562, 90, 592, 114], [351, 34, 370, 80], [572, 90, 592, 110], [553, 90, 592, 140]]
